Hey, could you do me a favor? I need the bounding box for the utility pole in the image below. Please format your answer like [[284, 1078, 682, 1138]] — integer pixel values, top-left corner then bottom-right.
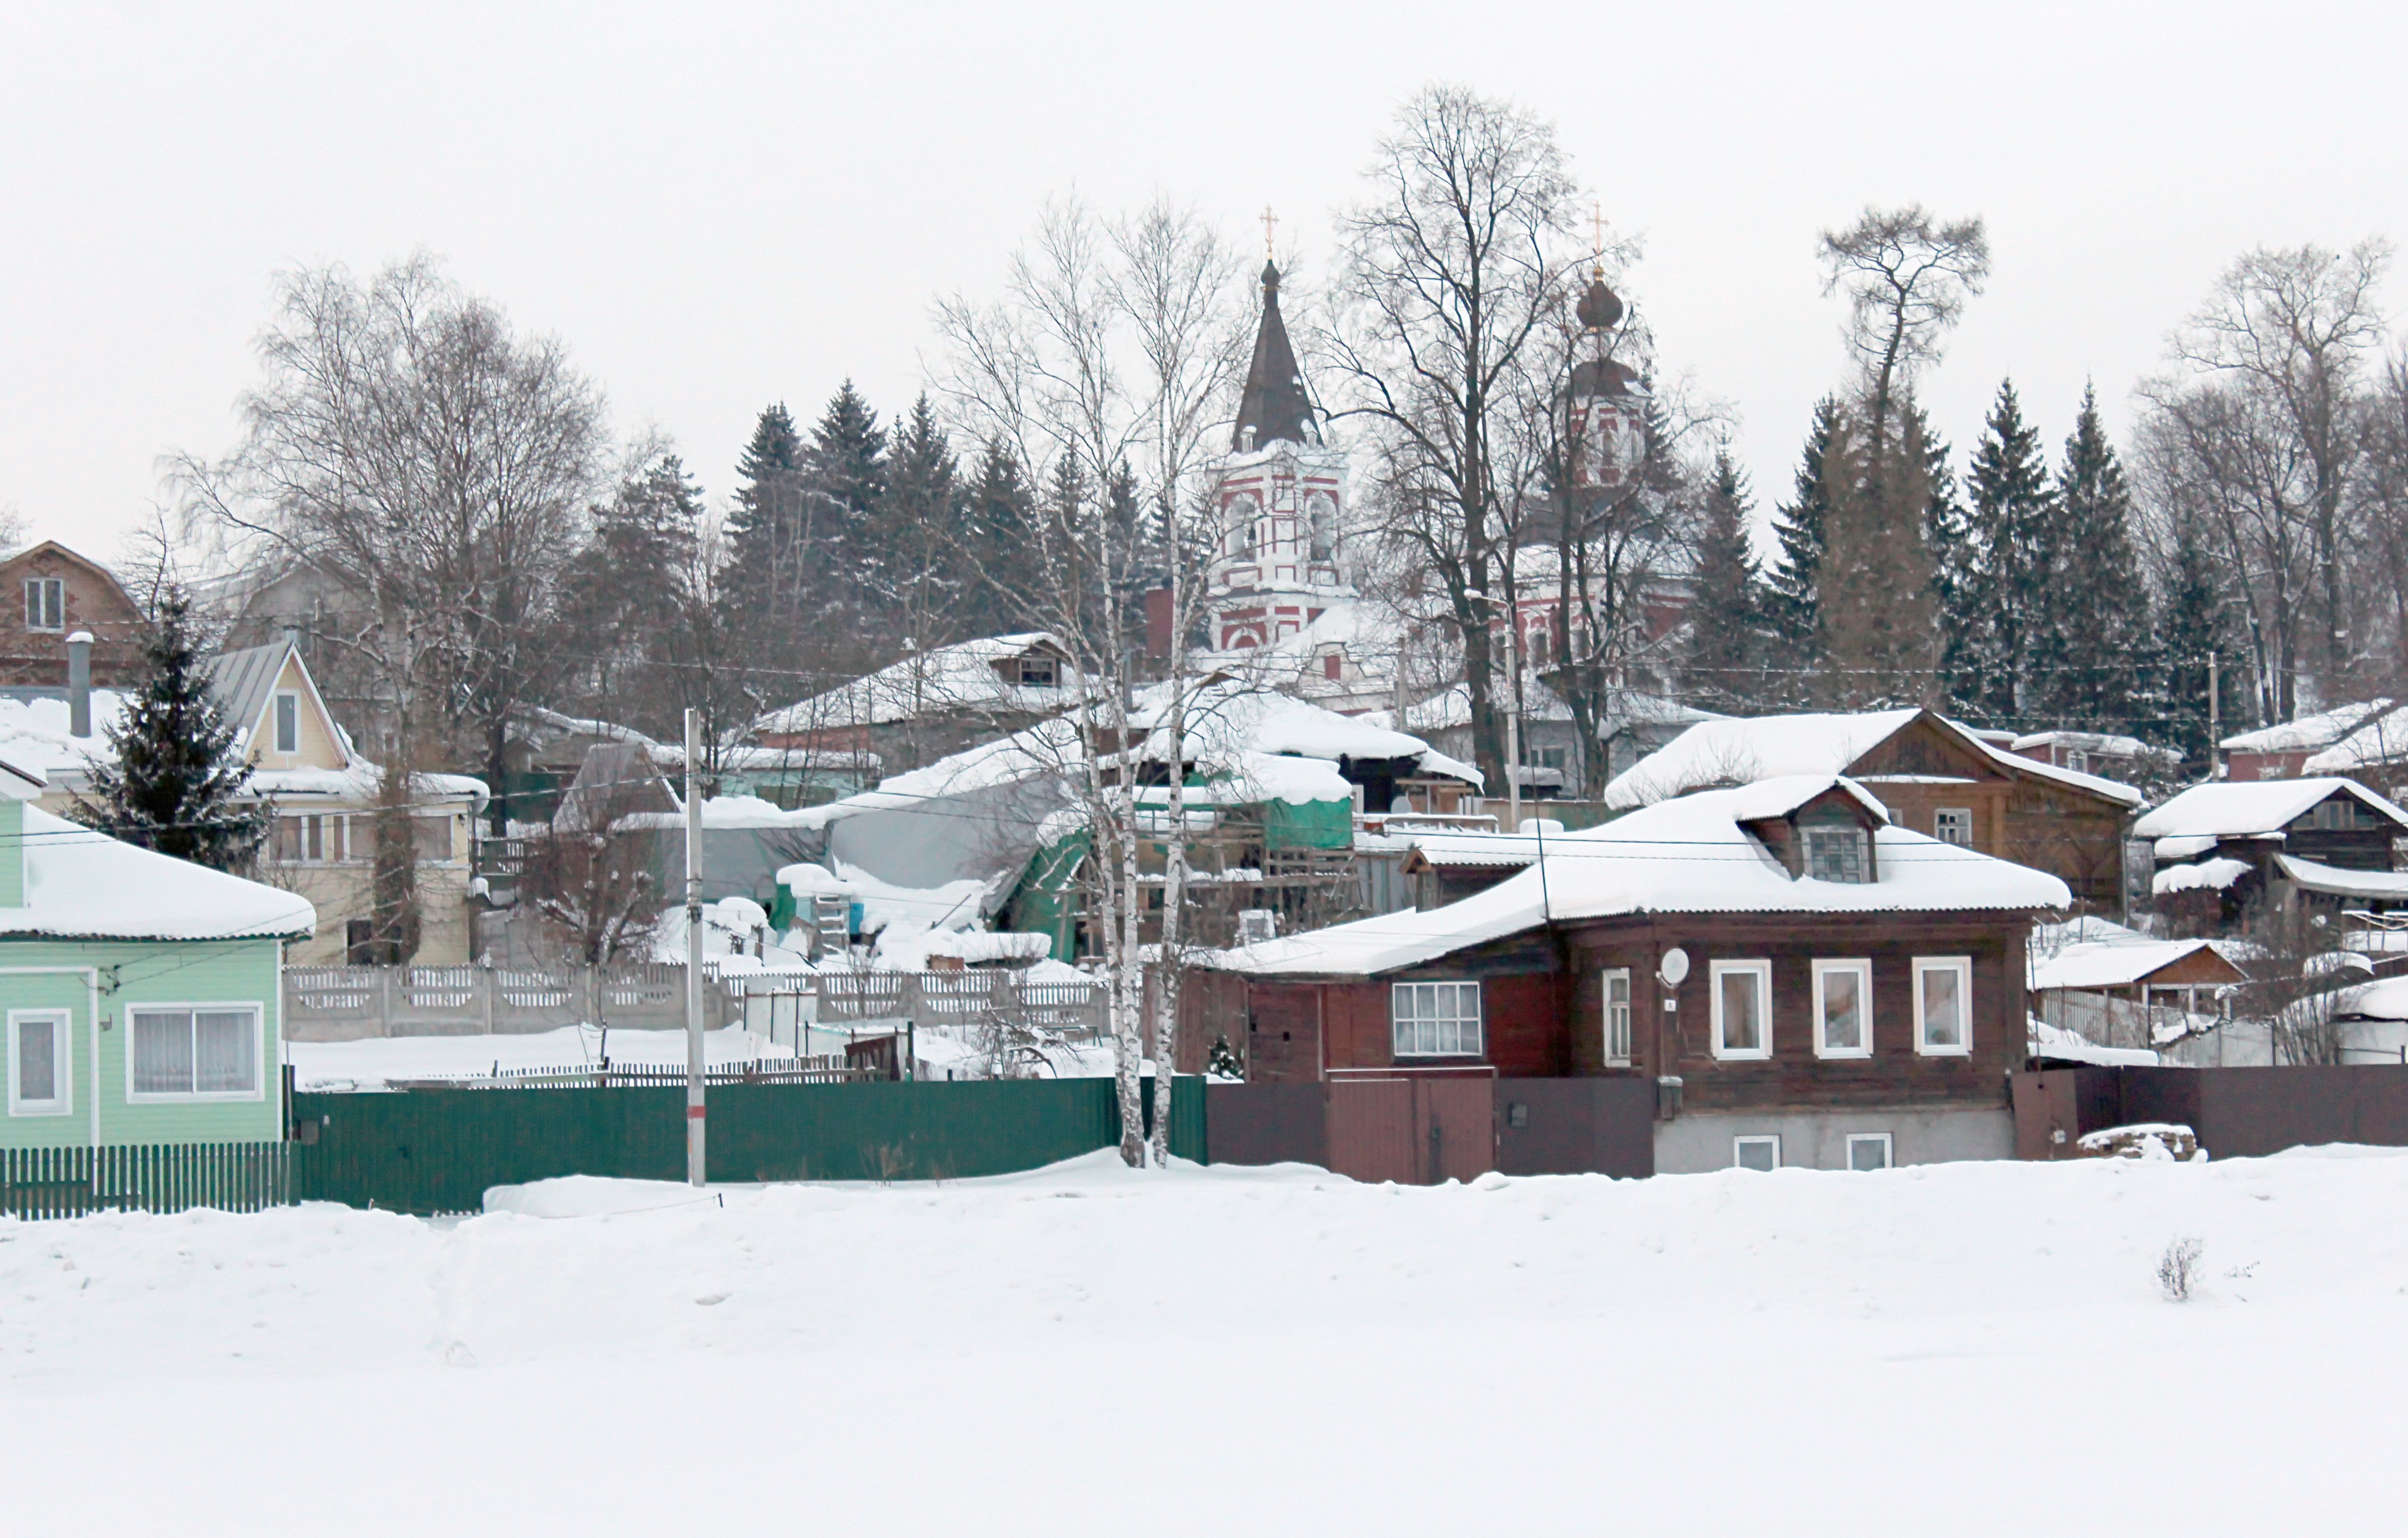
[[2207, 651, 2220, 783], [1504, 621, 1523, 835], [683, 707, 706, 1186]]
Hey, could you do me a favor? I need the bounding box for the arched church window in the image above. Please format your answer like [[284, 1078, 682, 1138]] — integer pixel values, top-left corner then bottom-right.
[[1227, 495, 1259, 558], [1306, 492, 1337, 560]]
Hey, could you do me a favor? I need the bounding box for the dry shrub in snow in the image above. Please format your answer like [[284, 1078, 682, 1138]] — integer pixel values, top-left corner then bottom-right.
[[2158, 1236, 2205, 1302]]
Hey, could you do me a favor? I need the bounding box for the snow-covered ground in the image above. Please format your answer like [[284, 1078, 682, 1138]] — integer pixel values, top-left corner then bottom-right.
[[5, 1150, 2406, 1534]]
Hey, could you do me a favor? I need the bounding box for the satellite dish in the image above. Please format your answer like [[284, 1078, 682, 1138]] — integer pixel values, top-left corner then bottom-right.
[[1657, 947, 1690, 988]]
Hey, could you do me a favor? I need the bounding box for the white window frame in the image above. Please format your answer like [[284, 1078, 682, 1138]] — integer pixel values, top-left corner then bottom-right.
[[125, 1003, 267, 1104], [1709, 959, 1773, 1061], [1812, 958, 1874, 1059], [23, 576, 64, 632], [1390, 980, 1483, 1058], [1846, 1132, 1894, 1171], [7, 1009, 72, 1117], [1733, 1134, 1780, 1171], [1602, 967, 1633, 1067], [273, 690, 300, 753], [1912, 956, 1975, 1057], [1934, 807, 1973, 847]]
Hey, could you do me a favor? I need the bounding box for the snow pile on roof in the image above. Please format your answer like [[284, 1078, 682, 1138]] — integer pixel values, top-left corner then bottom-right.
[[0, 744, 46, 796], [2154, 858, 2254, 896], [2034, 914, 2150, 950], [2010, 730, 2179, 764], [0, 690, 124, 776], [2273, 855, 2408, 901], [2133, 778, 2408, 840], [0, 804, 314, 941], [624, 794, 836, 831], [2031, 938, 2237, 992], [1604, 709, 2139, 811], [790, 715, 1086, 832], [2303, 701, 2408, 772], [2336, 975, 2408, 1022], [753, 633, 1076, 734], [1207, 774, 2069, 977], [1149, 682, 1479, 787], [2029, 1016, 2159, 1067], [249, 763, 489, 806], [2222, 698, 2392, 754], [774, 858, 1042, 969]]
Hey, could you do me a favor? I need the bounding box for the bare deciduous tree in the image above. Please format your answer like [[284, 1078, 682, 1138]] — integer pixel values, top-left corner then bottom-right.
[[1816, 205, 1990, 462]]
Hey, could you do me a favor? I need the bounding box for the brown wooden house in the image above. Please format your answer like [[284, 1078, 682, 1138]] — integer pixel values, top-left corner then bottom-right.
[[1599, 708, 2143, 913], [1189, 774, 2069, 1176], [2134, 777, 2408, 933], [0, 541, 144, 694]]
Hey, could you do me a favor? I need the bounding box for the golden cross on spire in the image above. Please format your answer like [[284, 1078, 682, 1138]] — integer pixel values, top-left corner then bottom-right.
[[1260, 205, 1279, 260]]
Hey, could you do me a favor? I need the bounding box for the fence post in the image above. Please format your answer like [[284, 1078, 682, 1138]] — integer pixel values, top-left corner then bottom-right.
[[482, 964, 495, 1036]]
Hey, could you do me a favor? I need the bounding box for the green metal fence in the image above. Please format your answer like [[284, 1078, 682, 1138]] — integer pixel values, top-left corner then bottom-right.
[[1, 1144, 290, 1218], [290, 1075, 1207, 1215]]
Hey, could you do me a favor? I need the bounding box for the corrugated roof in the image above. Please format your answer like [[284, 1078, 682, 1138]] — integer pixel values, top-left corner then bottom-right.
[[204, 641, 291, 745]]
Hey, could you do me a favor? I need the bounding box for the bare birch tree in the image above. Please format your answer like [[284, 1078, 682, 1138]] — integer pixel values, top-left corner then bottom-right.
[[935, 197, 1242, 1166]]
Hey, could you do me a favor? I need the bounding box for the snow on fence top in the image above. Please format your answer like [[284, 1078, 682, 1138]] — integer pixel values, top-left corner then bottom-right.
[[1206, 773, 2069, 978], [0, 803, 314, 941], [2131, 777, 2408, 840]]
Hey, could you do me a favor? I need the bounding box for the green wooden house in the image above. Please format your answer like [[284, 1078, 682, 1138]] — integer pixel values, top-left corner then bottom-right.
[[1, 747, 314, 1154]]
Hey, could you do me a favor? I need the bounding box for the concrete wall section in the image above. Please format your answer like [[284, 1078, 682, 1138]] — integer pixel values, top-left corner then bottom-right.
[[1653, 1106, 2013, 1174]]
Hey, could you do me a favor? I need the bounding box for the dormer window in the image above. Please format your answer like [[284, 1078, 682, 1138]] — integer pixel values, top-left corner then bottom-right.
[[1015, 657, 1058, 689], [1803, 825, 1869, 883]]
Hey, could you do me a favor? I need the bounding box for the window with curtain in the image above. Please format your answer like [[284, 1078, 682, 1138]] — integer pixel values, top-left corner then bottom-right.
[[1914, 958, 1973, 1056], [130, 1007, 259, 1097], [1710, 960, 1772, 1059], [1391, 981, 1482, 1057], [1813, 959, 1873, 1058]]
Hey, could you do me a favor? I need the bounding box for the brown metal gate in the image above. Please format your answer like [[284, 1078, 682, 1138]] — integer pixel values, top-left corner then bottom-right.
[[1326, 1075, 1495, 1184]]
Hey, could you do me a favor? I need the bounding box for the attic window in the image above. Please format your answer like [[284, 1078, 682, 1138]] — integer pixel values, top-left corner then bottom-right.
[[2300, 798, 2375, 832], [1015, 657, 1058, 689], [274, 692, 300, 754], [23, 578, 62, 632], [1803, 825, 1869, 883]]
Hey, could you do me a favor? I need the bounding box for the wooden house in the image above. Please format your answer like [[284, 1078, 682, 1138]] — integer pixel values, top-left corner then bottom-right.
[[1601, 708, 2143, 912], [2134, 778, 2408, 933], [0, 542, 145, 695], [0, 747, 313, 1156], [2220, 701, 2392, 782], [1189, 774, 2069, 1175], [751, 633, 1082, 777]]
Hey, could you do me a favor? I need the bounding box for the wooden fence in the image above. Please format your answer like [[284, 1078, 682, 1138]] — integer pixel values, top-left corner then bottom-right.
[[285, 962, 737, 1039], [381, 1055, 869, 1090], [0, 1144, 289, 1218]]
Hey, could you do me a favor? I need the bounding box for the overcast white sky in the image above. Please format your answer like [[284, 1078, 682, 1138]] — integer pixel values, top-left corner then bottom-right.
[[4, 1, 2405, 566]]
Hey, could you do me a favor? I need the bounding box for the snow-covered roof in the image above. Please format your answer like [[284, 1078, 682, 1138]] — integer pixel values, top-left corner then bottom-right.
[[2010, 730, 2179, 764], [0, 744, 45, 797], [1602, 709, 2141, 811], [2335, 975, 2408, 1022], [1141, 681, 1480, 787], [753, 633, 1077, 735], [2302, 702, 2408, 773], [2222, 699, 2392, 754], [2028, 1017, 2160, 1067], [2030, 938, 2242, 992], [2131, 778, 2408, 839], [1405, 829, 1552, 870], [788, 715, 1087, 832], [248, 763, 489, 808], [0, 804, 315, 942], [2273, 854, 2408, 902], [2154, 858, 2253, 896], [1206, 774, 2068, 978]]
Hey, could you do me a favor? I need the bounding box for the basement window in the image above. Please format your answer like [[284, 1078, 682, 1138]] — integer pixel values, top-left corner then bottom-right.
[[1847, 1133, 1894, 1171], [1391, 981, 1482, 1057], [8, 1010, 70, 1116], [1733, 1135, 1780, 1172]]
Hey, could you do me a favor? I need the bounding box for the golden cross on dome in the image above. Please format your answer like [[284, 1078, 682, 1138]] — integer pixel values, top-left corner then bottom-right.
[[1261, 205, 1279, 259]]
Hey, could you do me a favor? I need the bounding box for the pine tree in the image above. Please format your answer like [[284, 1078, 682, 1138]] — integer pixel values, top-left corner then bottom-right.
[[2033, 385, 2150, 737], [1951, 380, 2057, 723], [1764, 398, 1841, 684], [2157, 516, 2246, 772], [1681, 449, 1768, 708], [71, 588, 266, 870]]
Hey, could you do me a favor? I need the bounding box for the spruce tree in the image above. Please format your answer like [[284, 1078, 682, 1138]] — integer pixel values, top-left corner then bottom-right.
[[965, 438, 1037, 632], [558, 455, 705, 736], [2157, 516, 2246, 772], [806, 380, 889, 613], [1953, 380, 2056, 723], [878, 394, 964, 646], [1681, 449, 1768, 708], [2034, 385, 2150, 736], [1817, 401, 1941, 708], [1764, 398, 1841, 686], [72, 588, 266, 870], [718, 403, 807, 624]]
